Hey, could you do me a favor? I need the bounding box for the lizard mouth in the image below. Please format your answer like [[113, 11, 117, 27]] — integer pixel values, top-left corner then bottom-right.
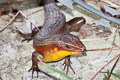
[[35, 44, 87, 62], [81, 49, 87, 56], [42, 48, 87, 62]]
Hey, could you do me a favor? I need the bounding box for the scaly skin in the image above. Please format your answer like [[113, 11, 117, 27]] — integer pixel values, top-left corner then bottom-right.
[[25, 0, 86, 78], [16, 0, 120, 78], [33, 33, 86, 62], [18, 17, 86, 41]]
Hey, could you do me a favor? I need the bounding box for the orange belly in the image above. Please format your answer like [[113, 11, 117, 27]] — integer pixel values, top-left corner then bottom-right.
[[34, 44, 81, 62]]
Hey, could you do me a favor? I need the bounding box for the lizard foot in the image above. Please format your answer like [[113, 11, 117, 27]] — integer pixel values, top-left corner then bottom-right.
[[28, 65, 41, 78], [62, 56, 75, 74]]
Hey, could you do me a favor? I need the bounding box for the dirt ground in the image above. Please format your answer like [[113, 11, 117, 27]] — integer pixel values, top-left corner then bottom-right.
[[0, 0, 120, 80]]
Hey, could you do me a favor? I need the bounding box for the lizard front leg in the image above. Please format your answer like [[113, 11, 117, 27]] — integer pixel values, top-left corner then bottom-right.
[[28, 51, 61, 79], [62, 56, 75, 74], [28, 51, 42, 78]]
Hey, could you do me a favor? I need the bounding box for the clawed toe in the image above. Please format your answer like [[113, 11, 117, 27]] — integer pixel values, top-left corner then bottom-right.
[[28, 65, 41, 78], [62, 56, 75, 74]]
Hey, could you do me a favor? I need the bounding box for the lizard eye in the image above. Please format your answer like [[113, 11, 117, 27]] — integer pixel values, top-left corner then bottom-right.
[[65, 45, 72, 49]]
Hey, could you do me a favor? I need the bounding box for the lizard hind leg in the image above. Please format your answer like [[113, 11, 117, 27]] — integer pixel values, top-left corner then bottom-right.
[[28, 51, 42, 78]]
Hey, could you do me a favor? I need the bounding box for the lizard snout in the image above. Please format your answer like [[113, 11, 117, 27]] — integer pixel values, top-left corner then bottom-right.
[[82, 49, 87, 56]]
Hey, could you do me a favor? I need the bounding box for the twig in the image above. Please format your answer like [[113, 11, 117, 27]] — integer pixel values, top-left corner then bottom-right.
[[107, 26, 119, 56], [19, 11, 40, 31], [0, 11, 21, 32], [90, 53, 120, 80], [106, 56, 120, 80], [113, 43, 120, 49], [26, 9, 43, 16], [87, 47, 118, 52], [0, 10, 40, 32]]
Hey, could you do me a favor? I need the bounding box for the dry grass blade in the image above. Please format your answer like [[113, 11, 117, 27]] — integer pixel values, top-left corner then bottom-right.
[[106, 56, 120, 80], [0, 10, 40, 33], [87, 47, 118, 52], [0, 11, 21, 32], [90, 53, 120, 80], [107, 26, 119, 56], [36, 56, 72, 80]]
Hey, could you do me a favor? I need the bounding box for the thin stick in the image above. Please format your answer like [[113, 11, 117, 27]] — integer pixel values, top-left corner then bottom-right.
[[0, 11, 21, 32], [90, 53, 120, 80], [107, 26, 118, 56], [0, 10, 40, 32], [26, 9, 43, 16], [106, 56, 120, 80], [87, 47, 118, 52], [19, 11, 40, 31]]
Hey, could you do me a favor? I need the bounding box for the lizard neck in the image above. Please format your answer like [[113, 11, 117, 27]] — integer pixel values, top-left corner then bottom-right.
[[34, 0, 65, 42]]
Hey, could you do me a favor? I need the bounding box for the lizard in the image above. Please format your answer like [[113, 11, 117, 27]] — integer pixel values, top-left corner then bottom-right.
[[26, 0, 86, 78]]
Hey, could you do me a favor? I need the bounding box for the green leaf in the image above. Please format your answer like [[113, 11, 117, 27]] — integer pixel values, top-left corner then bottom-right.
[[41, 64, 73, 80], [101, 72, 120, 79], [47, 65, 73, 80]]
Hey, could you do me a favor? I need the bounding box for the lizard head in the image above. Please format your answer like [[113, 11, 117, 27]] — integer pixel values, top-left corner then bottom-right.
[[56, 34, 86, 54], [42, 34, 87, 62]]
